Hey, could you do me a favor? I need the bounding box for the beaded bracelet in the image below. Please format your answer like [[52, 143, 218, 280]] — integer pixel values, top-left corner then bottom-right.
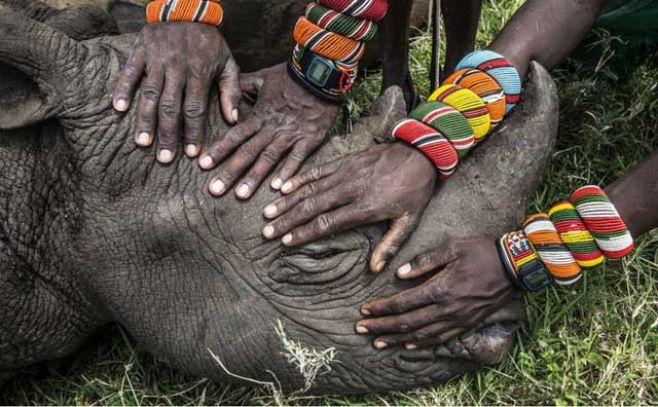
[[146, 0, 224, 26], [498, 185, 634, 292], [498, 230, 553, 292], [392, 119, 459, 178], [306, 2, 378, 42], [393, 50, 521, 179]]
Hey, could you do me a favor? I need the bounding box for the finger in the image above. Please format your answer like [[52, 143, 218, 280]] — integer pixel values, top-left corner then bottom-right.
[[113, 40, 145, 112], [199, 116, 262, 170], [403, 327, 467, 350], [262, 186, 352, 240], [234, 139, 289, 200], [280, 205, 368, 247], [263, 165, 341, 220], [239, 70, 265, 95], [372, 322, 462, 350], [207, 129, 272, 197], [360, 275, 446, 317], [275, 141, 322, 192], [369, 214, 419, 273], [156, 70, 186, 164], [134, 68, 165, 148], [355, 304, 443, 336], [182, 76, 211, 158], [396, 241, 460, 280], [276, 155, 340, 194], [219, 56, 241, 125]]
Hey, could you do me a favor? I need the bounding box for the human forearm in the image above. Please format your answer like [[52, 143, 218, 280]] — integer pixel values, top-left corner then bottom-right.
[[489, 0, 608, 79], [606, 151, 658, 238]]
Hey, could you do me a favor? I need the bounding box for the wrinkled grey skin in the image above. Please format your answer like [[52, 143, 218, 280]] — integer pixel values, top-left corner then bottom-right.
[[0, 5, 557, 395]]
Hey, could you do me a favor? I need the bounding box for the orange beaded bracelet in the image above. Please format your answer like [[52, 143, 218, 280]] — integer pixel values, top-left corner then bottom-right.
[[146, 0, 224, 26]]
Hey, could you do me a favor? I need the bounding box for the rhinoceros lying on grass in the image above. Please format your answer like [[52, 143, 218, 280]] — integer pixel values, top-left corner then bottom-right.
[[0, 4, 558, 395]]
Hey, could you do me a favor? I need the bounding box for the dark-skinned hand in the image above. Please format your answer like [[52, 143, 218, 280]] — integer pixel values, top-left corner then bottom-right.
[[356, 237, 517, 349], [199, 63, 340, 200], [261, 143, 436, 272], [113, 22, 241, 163]]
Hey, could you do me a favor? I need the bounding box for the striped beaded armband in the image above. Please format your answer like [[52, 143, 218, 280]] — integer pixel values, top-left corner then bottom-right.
[[429, 84, 491, 141], [409, 101, 475, 157], [456, 50, 521, 112], [318, 0, 389, 22], [498, 231, 553, 292], [444, 68, 506, 130], [293, 17, 366, 65], [523, 213, 583, 285], [549, 201, 606, 268], [571, 186, 634, 259], [392, 119, 459, 179], [288, 45, 358, 104], [146, 0, 224, 26], [306, 3, 378, 42]]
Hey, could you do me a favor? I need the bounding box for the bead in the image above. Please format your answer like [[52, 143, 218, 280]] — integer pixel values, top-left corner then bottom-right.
[[444, 68, 506, 129], [293, 17, 365, 64], [548, 201, 606, 268], [318, 0, 389, 22], [571, 186, 634, 259], [428, 84, 491, 141], [392, 119, 459, 179], [409, 101, 475, 157], [456, 50, 521, 112], [306, 3, 378, 42], [523, 213, 583, 285], [146, 0, 224, 26]]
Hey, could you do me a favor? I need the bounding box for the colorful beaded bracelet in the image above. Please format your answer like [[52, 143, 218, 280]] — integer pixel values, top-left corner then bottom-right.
[[318, 0, 389, 22], [498, 230, 553, 292], [444, 68, 506, 129], [409, 101, 475, 157], [288, 45, 358, 104], [498, 185, 634, 292], [306, 2, 378, 42], [146, 0, 224, 26], [429, 84, 491, 141]]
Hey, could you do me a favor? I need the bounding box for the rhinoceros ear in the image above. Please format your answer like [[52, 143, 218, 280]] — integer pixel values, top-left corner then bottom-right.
[[0, 11, 84, 130]]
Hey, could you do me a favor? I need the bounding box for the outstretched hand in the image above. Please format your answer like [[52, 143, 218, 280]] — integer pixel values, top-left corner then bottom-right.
[[113, 23, 241, 163], [356, 237, 517, 349], [261, 143, 437, 272], [199, 63, 340, 200]]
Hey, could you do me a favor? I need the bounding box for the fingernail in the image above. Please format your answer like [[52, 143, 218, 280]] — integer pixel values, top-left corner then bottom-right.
[[135, 132, 152, 147], [356, 325, 369, 334], [405, 343, 418, 350], [271, 178, 283, 190], [397, 263, 411, 277], [360, 307, 371, 316], [185, 144, 199, 157], [281, 181, 293, 194], [115, 99, 128, 112], [374, 261, 386, 273], [209, 179, 225, 196], [282, 233, 293, 245], [237, 184, 250, 198], [264, 205, 277, 218], [158, 149, 174, 164], [374, 340, 388, 349], [232, 109, 239, 123], [199, 155, 214, 170], [263, 225, 275, 239]]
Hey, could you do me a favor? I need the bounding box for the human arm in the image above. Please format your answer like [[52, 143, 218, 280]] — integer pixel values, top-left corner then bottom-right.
[[356, 150, 658, 349]]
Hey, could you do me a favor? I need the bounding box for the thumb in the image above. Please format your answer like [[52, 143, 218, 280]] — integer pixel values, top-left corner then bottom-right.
[[370, 214, 418, 273], [218, 56, 242, 125]]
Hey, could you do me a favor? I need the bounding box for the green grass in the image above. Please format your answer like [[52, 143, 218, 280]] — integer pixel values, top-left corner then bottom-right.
[[3, 0, 658, 404]]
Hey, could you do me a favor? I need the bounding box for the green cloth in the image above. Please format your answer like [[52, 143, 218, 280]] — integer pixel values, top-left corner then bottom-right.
[[595, 0, 658, 44]]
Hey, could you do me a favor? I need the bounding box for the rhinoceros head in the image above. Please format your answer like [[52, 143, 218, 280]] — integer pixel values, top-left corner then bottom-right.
[[0, 10, 557, 395]]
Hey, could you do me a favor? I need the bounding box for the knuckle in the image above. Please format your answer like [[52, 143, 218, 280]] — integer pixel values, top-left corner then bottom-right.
[[397, 321, 411, 333], [299, 199, 316, 216], [428, 283, 445, 302], [260, 146, 280, 163], [141, 84, 161, 102], [183, 101, 207, 120], [159, 100, 181, 118], [316, 214, 333, 233], [238, 142, 259, 159]]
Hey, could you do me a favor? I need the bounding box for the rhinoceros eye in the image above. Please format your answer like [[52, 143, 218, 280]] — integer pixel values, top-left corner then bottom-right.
[[267, 230, 371, 289]]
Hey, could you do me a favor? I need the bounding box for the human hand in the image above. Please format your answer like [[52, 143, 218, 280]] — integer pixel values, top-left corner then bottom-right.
[[356, 237, 517, 349], [199, 63, 340, 199], [262, 143, 437, 272], [113, 23, 240, 163]]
